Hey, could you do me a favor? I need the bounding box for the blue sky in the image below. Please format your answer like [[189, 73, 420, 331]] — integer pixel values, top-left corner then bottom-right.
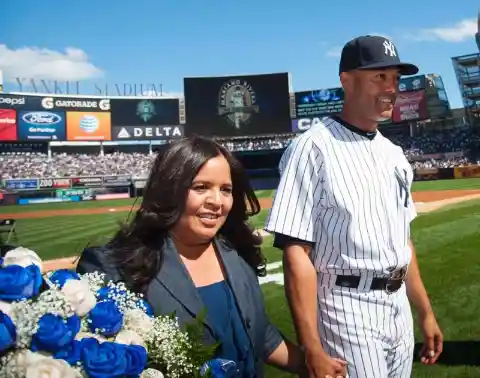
[[1, 0, 478, 108]]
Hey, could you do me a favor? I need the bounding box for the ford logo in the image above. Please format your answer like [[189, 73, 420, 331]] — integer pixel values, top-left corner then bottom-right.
[[22, 112, 62, 125]]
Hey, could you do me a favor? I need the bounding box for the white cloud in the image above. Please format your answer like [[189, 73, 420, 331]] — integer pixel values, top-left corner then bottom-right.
[[406, 18, 476, 42], [0, 44, 103, 82], [326, 46, 342, 58]]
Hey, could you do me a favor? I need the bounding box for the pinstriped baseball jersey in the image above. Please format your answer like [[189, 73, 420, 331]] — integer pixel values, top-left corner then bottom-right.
[[265, 116, 417, 275]]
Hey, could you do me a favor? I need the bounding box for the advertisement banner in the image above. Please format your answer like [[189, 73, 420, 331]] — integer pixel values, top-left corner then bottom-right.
[[18, 197, 80, 205], [95, 193, 130, 200], [392, 90, 428, 123], [183, 72, 291, 136], [294, 87, 344, 118], [414, 167, 440, 181], [102, 175, 131, 186], [111, 125, 184, 140], [4, 179, 38, 190], [40, 97, 110, 112], [110, 98, 180, 126], [0, 94, 43, 110], [0, 109, 17, 141], [291, 117, 327, 133], [398, 75, 425, 92], [66, 111, 111, 141], [71, 176, 103, 188], [56, 188, 90, 198], [38, 178, 71, 189], [17, 110, 66, 141], [454, 165, 480, 179]]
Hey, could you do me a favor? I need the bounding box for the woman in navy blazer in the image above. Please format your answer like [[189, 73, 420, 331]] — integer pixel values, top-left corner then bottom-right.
[[76, 135, 307, 377]]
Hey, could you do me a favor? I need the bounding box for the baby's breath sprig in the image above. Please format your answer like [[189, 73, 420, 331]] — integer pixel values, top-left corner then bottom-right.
[[33, 289, 75, 318], [144, 316, 195, 378], [79, 272, 106, 293], [0, 351, 16, 378], [102, 281, 144, 314]]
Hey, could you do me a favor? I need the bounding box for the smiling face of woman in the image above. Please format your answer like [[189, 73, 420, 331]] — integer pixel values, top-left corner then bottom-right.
[[170, 154, 234, 245]]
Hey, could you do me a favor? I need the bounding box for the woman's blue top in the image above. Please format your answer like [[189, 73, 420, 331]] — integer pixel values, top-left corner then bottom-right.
[[198, 280, 256, 378]]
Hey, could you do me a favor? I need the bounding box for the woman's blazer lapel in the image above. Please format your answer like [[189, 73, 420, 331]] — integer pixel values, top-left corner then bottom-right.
[[148, 237, 214, 333], [146, 237, 255, 346]]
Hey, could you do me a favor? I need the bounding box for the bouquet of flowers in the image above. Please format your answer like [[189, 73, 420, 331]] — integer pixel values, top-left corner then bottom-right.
[[0, 247, 238, 378]]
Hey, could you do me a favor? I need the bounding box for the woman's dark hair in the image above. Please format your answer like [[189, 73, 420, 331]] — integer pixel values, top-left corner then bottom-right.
[[110, 135, 266, 293]]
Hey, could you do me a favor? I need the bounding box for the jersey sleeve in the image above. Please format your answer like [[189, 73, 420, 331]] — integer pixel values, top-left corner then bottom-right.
[[264, 136, 323, 243]]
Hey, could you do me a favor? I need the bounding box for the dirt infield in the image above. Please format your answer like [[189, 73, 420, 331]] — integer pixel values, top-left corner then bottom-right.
[[2, 190, 480, 220], [412, 189, 480, 202]]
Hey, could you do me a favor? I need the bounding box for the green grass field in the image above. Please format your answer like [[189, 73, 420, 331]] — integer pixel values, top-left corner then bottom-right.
[[1, 178, 480, 377]]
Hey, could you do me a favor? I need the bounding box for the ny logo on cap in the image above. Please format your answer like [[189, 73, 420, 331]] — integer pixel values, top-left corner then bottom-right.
[[383, 40, 397, 57]]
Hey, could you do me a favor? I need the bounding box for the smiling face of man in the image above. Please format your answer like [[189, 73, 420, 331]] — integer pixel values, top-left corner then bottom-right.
[[341, 68, 400, 123]]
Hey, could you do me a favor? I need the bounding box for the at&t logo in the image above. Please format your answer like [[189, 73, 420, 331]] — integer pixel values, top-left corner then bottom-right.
[[80, 115, 99, 133]]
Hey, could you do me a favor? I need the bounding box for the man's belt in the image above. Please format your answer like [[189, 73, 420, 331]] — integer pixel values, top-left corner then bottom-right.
[[334, 266, 408, 294]]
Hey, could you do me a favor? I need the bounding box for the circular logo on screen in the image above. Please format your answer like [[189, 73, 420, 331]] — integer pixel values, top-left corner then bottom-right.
[[79, 115, 99, 133], [218, 79, 259, 129]]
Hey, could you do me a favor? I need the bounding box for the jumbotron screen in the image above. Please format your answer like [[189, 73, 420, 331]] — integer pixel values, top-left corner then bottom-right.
[[183, 72, 292, 137]]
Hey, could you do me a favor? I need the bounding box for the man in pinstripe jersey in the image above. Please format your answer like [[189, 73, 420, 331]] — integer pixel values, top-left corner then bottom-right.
[[265, 35, 443, 378]]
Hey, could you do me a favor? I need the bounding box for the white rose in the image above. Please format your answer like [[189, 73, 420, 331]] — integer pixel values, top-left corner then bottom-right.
[[61, 279, 97, 316], [6, 350, 51, 377], [74, 332, 107, 343], [115, 330, 145, 346], [123, 309, 154, 337], [0, 300, 12, 316], [25, 357, 79, 378], [2, 247, 42, 269], [141, 368, 165, 378]]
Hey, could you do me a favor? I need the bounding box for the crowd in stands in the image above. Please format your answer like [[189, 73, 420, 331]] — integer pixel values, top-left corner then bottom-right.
[[1, 128, 479, 180], [389, 128, 480, 156], [411, 157, 479, 170]]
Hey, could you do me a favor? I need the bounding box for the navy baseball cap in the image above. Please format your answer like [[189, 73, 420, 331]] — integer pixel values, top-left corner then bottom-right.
[[339, 35, 419, 76]]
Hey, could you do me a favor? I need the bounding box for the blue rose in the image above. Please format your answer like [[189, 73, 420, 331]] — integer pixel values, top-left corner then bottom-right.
[[0, 311, 16, 353], [48, 269, 80, 289], [80, 338, 129, 377], [137, 298, 154, 318], [0, 265, 43, 301], [53, 340, 82, 365], [31, 314, 81, 353], [88, 300, 123, 337], [201, 359, 238, 378], [96, 286, 127, 302], [125, 344, 148, 376]]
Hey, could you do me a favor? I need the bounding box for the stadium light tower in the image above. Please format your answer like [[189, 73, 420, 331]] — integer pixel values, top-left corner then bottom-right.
[[477, 10, 480, 51]]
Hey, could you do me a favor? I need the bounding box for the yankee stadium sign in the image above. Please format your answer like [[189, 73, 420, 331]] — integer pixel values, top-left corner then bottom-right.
[[14, 78, 164, 97]]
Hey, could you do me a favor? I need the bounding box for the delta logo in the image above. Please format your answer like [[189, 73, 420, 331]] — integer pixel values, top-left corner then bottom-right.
[[0, 109, 17, 141]]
